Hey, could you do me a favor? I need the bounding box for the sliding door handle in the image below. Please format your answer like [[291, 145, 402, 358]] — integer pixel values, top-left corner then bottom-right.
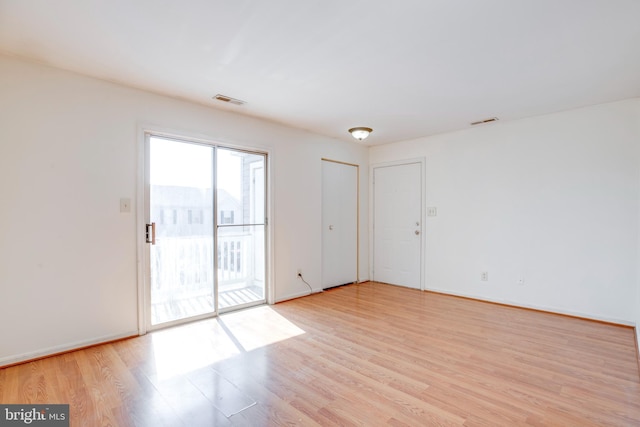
[[145, 222, 156, 245]]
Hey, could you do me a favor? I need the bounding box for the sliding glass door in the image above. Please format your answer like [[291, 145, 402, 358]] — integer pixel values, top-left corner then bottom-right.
[[216, 148, 266, 312], [146, 135, 266, 327]]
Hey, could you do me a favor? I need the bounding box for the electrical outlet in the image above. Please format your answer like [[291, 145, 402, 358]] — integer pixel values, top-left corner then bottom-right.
[[481, 271, 488, 281]]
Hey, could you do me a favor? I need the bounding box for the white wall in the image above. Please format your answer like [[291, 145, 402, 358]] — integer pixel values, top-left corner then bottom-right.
[[0, 55, 369, 365], [371, 99, 640, 324]]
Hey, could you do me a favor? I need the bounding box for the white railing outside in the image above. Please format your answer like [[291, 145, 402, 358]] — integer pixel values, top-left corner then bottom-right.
[[151, 231, 255, 304]]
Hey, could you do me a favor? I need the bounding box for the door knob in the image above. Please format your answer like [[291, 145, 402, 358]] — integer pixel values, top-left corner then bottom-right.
[[329, 225, 334, 230], [415, 230, 420, 235]]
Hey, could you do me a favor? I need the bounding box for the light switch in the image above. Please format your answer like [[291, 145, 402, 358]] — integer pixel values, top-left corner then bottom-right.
[[120, 198, 131, 213]]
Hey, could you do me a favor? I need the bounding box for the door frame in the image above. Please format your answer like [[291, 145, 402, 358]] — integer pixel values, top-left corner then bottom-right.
[[369, 158, 426, 290], [135, 125, 273, 335], [321, 158, 360, 288]]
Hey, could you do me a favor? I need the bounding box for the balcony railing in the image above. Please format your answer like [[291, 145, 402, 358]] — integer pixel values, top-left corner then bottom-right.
[[150, 230, 264, 323]]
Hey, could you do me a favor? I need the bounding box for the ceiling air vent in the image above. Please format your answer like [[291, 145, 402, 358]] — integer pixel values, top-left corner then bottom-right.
[[470, 117, 499, 126], [213, 94, 246, 106]]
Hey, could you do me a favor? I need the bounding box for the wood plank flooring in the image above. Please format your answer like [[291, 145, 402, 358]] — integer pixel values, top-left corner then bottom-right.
[[1, 282, 639, 426]]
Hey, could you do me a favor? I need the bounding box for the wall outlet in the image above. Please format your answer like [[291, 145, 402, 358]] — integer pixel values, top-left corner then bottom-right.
[[480, 271, 488, 281], [517, 278, 525, 285], [427, 207, 437, 217]]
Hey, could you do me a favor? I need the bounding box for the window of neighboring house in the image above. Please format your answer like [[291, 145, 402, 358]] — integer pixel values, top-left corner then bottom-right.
[[172, 209, 178, 224], [188, 209, 193, 224], [220, 210, 234, 224]]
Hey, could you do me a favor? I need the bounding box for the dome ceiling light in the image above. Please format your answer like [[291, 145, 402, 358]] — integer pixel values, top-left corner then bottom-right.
[[348, 127, 373, 141]]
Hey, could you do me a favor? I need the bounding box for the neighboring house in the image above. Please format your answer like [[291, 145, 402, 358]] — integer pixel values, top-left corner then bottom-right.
[[150, 185, 241, 237]]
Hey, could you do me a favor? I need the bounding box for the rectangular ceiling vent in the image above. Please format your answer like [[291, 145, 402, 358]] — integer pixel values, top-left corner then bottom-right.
[[213, 94, 246, 106], [470, 117, 499, 126]]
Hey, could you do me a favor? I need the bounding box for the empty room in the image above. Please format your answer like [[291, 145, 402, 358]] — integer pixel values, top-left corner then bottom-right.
[[1, 1, 639, 426]]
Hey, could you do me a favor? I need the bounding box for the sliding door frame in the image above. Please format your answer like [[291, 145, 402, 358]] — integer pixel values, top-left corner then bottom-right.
[[136, 126, 273, 335]]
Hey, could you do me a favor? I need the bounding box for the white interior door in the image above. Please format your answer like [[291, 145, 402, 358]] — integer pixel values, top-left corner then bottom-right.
[[322, 160, 358, 289], [373, 161, 422, 289]]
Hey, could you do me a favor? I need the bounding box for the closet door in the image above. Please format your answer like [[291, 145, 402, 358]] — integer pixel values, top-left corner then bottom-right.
[[322, 159, 358, 289]]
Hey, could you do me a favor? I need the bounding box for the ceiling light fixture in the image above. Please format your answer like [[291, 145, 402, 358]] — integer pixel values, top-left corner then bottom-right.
[[348, 127, 373, 141]]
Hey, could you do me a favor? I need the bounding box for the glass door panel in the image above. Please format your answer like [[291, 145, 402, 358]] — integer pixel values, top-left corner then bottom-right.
[[149, 136, 215, 325], [216, 148, 266, 311]]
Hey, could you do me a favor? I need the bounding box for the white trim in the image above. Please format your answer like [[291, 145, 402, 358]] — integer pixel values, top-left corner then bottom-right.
[[426, 287, 636, 326], [0, 331, 139, 367], [265, 147, 276, 305], [136, 122, 272, 155], [275, 289, 323, 303], [147, 312, 218, 333], [369, 157, 426, 291], [136, 127, 148, 335]]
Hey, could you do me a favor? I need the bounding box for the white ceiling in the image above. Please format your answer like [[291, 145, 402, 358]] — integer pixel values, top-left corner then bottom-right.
[[1, 0, 639, 145]]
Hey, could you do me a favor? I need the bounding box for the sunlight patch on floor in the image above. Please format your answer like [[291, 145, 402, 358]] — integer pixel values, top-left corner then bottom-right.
[[219, 305, 306, 352], [151, 320, 241, 380], [150, 305, 305, 379]]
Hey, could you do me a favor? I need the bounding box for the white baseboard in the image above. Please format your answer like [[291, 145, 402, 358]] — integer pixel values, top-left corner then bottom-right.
[[275, 279, 374, 304], [275, 289, 322, 303], [425, 287, 634, 326], [0, 330, 139, 367]]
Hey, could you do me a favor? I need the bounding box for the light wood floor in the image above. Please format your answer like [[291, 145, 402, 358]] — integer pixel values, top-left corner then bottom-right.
[[1, 282, 639, 426]]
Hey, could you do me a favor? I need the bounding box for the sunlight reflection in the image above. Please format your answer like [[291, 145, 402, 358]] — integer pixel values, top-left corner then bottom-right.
[[151, 306, 305, 380], [151, 320, 241, 380], [220, 306, 306, 351]]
